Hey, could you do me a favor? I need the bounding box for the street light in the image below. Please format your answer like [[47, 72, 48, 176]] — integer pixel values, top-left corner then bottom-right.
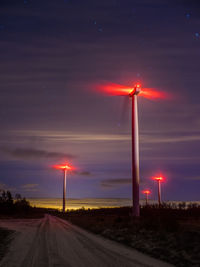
[[153, 176, 164, 205], [142, 190, 151, 205], [53, 163, 72, 212]]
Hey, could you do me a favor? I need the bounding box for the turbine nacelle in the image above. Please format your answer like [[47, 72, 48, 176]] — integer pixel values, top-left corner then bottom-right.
[[153, 176, 164, 182], [129, 84, 141, 97], [53, 164, 72, 170]]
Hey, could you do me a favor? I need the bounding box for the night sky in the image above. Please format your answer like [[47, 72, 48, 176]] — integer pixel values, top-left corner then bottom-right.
[[0, 0, 200, 201]]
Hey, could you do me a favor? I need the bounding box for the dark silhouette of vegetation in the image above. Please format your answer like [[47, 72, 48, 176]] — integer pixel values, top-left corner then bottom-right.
[[0, 190, 57, 218], [0, 190, 31, 216]]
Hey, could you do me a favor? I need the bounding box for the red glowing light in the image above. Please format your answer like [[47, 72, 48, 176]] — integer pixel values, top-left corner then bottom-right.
[[95, 83, 170, 100], [153, 176, 164, 182], [142, 190, 151, 195], [136, 83, 141, 88], [140, 88, 170, 100], [53, 164, 72, 170], [96, 83, 133, 96]]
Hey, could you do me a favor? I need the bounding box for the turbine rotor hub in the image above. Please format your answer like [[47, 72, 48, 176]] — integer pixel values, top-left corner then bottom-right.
[[129, 84, 141, 97]]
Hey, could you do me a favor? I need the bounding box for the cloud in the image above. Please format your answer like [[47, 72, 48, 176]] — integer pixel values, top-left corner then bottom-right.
[[101, 178, 131, 188], [0, 182, 40, 193], [20, 184, 39, 192], [189, 176, 200, 181], [72, 170, 91, 176], [13, 130, 200, 144], [0, 147, 76, 160], [78, 171, 91, 176], [142, 156, 200, 162], [0, 182, 8, 191], [141, 134, 200, 144], [13, 130, 130, 142], [0, 182, 16, 192]]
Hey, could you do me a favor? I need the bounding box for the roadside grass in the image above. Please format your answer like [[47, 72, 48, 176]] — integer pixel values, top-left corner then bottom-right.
[[52, 204, 200, 267], [0, 193, 199, 267], [0, 228, 14, 261], [0, 207, 47, 219]]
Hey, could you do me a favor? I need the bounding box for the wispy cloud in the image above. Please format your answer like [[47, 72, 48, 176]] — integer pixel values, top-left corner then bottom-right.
[[0, 182, 8, 191], [12, 130, 200, 144], [141, 134, 200, 144], [13, 130, 130, 142], [101, 178, 131, 188], [20, 184, 39, 192], [0, 182, 40, 193], [142, 156, 200, 162], [0, 182, 16, 192], [189, 176, 200, 181], [0, 147, 76, 160], [73, 171, 91, 176]]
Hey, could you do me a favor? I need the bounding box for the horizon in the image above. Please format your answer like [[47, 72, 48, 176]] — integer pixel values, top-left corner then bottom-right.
[[26, 197, 200, 211]]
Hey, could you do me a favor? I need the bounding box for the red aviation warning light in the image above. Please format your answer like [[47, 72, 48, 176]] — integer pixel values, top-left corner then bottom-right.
[[142, 189, 151, 195], [153, 176, 164, 182], [53, 164, 72, 170]]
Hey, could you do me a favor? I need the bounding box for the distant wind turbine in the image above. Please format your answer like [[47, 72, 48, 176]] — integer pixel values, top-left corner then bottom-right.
[[142, 189, 151, 205], [153, 176, 165, 206], [53, 163, 72, 212]]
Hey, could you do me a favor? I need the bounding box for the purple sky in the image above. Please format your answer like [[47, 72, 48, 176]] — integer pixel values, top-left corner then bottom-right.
[[0, 0, 200, 201]]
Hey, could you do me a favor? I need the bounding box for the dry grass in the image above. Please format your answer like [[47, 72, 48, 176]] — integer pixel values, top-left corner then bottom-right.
[[0, 228, 14, 262], [52, 204, 200, 267]]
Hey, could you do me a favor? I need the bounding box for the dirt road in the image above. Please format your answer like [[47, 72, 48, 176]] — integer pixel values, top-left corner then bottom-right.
[[0, 214, 173, 267]]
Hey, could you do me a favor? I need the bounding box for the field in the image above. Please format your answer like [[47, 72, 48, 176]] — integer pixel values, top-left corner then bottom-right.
[[52, 204, 200, 267], [0, 198, 199, 266]]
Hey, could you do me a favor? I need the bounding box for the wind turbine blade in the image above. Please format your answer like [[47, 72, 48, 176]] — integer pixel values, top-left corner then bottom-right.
[[140, 88, 172, 100], [96, 83, 132, 96]]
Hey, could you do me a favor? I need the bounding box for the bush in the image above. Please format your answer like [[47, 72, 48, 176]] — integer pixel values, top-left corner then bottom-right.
[[0, 191, 30, 215]]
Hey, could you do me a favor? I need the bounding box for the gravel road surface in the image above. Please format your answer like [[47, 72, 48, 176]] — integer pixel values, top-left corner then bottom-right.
[[0, 214, 173, 267]]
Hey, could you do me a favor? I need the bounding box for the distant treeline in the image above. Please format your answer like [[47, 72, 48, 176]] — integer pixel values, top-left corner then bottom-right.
[[56, 202, 200, 223], [0, 190, 30, 214]]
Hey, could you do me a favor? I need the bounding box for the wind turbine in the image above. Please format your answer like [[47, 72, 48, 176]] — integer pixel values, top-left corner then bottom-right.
[[153, 176, 164, 206], [96, 82, 170, 217], [53, 163, 72, 212], [142, 189, 151, 205]]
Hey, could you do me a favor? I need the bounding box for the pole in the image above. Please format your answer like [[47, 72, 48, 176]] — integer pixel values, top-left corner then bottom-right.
[[146, 193, 148, 205], [63, 169, 67, 212], [158, 180, 161, 206], [132, 94, 140, 217]]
